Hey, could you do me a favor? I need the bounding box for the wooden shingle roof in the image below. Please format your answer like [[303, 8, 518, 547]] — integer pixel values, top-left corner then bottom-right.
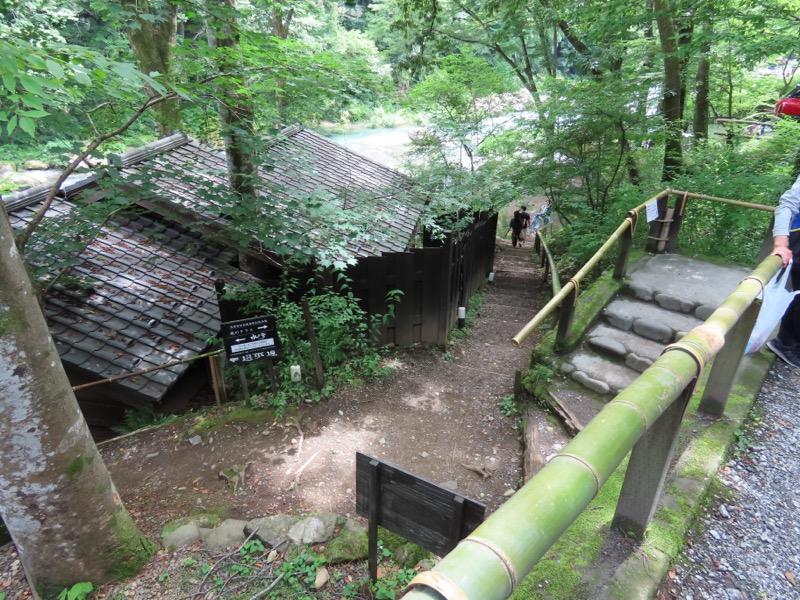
[[111, 127, 422, 262], [3, 184, 253, 405]]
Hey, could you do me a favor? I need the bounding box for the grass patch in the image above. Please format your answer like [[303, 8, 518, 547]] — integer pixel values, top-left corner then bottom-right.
[[187, 405, 276, 436]]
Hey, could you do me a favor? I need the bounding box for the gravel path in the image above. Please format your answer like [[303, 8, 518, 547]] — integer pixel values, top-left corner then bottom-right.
[[662, 359, 800, 600]]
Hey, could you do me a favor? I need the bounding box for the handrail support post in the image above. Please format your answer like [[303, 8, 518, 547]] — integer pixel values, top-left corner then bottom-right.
[[698, 301, 761, 416], [555, 286, 577, 349], [611, 376, 697, 539]]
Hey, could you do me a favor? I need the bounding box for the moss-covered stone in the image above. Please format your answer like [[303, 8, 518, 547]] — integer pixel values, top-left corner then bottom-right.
[[378, 528, 432, 569], [327, 528, 368, 563]]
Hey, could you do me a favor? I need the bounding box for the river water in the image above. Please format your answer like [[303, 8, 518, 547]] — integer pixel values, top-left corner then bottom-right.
[[326, 126, 420, 171]]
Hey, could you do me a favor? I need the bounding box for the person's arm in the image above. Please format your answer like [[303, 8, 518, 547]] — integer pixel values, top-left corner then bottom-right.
[[773, 174, 800, 265]]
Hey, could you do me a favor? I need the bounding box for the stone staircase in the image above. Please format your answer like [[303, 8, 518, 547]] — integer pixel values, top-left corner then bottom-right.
[[550, 253, 754, 429]]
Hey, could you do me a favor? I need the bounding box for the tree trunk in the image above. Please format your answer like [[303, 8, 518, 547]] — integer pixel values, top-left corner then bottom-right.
[[654, 0, 683, 182], [205, 0, 259, 200], [0, 210, 155, 599], [272, 3, 294, 117], [123, 0, 180, 136], [693, 56, 710, 143]]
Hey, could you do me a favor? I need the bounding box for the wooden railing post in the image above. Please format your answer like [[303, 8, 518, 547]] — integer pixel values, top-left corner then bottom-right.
[[614, 211, 637, 279], [698, 301, 761, 416], [611, 375, 697, 539], [555, 284, 577, 348]]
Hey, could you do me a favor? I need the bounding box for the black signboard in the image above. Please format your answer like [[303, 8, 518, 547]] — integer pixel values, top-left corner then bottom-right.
[[355, 452, 485, 581], [220, 316, 282, 364]]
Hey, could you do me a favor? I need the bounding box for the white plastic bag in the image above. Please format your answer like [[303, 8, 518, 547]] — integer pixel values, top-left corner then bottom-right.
[[745, 264, 800, 354]]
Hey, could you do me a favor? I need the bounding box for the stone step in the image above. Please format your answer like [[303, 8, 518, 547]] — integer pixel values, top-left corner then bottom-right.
[[586, 324, 665, 373], [602, 297, 704, 343], [627, 253, 751, 318], [560, 350, 639, 396]]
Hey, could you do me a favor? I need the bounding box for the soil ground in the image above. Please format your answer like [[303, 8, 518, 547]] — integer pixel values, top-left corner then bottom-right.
[[0, 208, 567, 599]]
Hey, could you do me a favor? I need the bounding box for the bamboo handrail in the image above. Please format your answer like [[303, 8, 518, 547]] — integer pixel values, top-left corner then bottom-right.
[[533, 230, 561, 296], [71, 349, 223, 391], [405, 255, 782, 600], [512, 189, 775, 346]]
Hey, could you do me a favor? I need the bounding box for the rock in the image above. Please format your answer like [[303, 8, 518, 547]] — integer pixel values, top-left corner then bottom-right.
[[245, 514, 299, 547], [725, 588, 745, 600], [654, 293, 694, 313], [327, 528, 368, 563], [315, 566, 329, 589], [632, 318, 673, 343], [625, 353, 652, 373], [23, 160, 49, 170], [162, 523, 202, 551], [719, 505, 730, 519], [588, 336, 627, 359], [572, 370, 611, 395], [188, 435, 202, 446], [288, 514, 337, 545], [205, 519, 247, 552]]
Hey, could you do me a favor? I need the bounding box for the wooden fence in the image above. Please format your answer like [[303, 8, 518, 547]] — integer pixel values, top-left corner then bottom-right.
[[348, 212, 498, 346]]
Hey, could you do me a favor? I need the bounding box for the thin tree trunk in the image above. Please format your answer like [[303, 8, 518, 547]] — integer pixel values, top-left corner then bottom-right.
[[693, 57, 710, 143], [654, 0, 683, 182], [123, 0, 180, 136], [0, 210, 155, 599], [205, 0, 259, 200]]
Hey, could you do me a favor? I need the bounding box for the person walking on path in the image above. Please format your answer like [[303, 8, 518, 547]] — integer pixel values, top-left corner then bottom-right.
[[507, 210, 524, 248], [518, 205, 531, 247], [768, 173, 800, 368]]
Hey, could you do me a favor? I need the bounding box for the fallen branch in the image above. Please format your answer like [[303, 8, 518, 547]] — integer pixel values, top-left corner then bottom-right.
[[461, 462, 492, 479], [544, 392, 584, 437], [193, 526, 260, 599], [287, 450, 319, 491]]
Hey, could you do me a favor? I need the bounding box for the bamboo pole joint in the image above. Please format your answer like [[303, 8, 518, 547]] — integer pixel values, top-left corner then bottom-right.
[[407, 570, 470, 600], [552, 453, 602, 495], [462, 536, 517, 589]]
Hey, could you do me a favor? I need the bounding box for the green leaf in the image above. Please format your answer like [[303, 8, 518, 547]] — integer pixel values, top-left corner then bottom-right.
[[19, 116, 35, 136], [20, 109, 49, 118], [6, 114, 17, 134], [17, 74, 42, 95], [45, 59, 65, 79], [20, 94, 44, 110], [1, 75, 15, 94], [72, 69, 91, 86]]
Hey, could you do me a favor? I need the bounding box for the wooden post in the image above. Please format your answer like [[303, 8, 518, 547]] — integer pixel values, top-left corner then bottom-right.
[[301, 298, 325, 389], [614, 212, 637, 280], [208, 354, 226, 406], [611, 377, 697, 539], [645, 195, 669, 253], [448, 496, 465, 550], [664, 193, 688, 253], [238, 366, 250, 402], [368, 459, 381, 583], [555, 285, 577, 349], [266, 359, 278, 395], [698, 301, 760, 416]]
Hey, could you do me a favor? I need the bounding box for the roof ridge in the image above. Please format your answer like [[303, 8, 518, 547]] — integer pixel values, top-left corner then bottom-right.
[[1, 172, 102, 213], [108, 132, 190, 168]]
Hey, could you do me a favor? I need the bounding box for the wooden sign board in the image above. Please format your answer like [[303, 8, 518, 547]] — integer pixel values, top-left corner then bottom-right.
[[355, 452, 485, 578], [220, 316, 282, 364]]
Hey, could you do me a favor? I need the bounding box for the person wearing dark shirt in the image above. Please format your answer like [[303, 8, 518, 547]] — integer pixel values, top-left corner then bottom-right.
[[507, 210, 524, 248]]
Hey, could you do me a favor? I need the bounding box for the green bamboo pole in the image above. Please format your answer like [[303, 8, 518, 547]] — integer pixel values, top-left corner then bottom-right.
[[406, 256, 781, 600], [533, 231, 561, 296], [666, 188, 775, 212]]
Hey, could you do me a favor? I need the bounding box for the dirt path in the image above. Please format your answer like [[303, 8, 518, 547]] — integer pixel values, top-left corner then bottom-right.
[[0, 223, 570, 598], [97, 231, 565, 540]]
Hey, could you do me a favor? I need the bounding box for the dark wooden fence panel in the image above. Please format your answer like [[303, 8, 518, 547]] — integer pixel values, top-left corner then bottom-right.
[[347, 212, 497, 347]]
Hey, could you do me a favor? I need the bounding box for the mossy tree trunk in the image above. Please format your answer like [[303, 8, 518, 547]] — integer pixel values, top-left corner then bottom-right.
[[123, 0, 180, 136], [0, 209, 155, 599], [654, 0, 684, 182]]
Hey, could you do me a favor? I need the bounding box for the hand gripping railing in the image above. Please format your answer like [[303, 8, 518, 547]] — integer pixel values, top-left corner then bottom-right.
[[404, 255, 781, 600]]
